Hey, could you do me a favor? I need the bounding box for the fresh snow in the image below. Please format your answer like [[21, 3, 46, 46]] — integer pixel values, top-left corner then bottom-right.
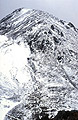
[[0, 98, 20, 120], [0, 35, 31, 84]]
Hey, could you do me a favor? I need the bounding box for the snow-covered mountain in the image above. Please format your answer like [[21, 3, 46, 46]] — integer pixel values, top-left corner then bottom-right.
[[0, 8, 78, 120]]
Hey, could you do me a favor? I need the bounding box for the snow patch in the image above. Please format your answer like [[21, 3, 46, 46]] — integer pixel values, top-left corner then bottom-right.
[[0, 98, 20, 120], [0, 35, 31, 84], [21, 8, 31, 14]]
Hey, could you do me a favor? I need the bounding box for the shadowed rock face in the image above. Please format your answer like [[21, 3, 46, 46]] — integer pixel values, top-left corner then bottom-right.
[[0, 8, 78, 120], [36, 111, 78, 120], [52, 111, 78, 120], [4, 109, 78, 120]]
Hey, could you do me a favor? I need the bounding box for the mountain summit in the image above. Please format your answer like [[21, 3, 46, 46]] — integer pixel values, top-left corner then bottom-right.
[[0, 8, 78, 120]]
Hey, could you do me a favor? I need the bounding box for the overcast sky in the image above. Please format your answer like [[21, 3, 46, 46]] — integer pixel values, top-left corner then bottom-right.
[[0, 0, 78, 27]]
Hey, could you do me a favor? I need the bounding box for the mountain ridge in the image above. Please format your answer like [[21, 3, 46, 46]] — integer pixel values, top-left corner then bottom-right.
[[0, 8, 78, 120]]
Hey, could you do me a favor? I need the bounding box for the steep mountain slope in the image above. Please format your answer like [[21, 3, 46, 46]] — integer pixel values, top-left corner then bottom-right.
[[0, 8, 78, 120]]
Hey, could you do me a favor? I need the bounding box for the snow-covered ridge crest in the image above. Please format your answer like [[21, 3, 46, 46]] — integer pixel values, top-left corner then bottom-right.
[[21, 8, 31, 14], [0, 8, 78, 120], [13, 8, 31, 25]]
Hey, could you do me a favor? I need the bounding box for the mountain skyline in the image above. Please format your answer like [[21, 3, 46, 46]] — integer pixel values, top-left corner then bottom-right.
[[0, 8, 78, 120], [0, 0, 78, 28]]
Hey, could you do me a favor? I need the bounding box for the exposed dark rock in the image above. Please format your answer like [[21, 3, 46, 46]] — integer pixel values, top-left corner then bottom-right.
[[65, 25, 70, 29], [59, 20, 64, 25], [48, 30, 52, 35], [68, 22, 77, 31], [52, 110, 78, 120], [44, 31, 47, 35], [36, 111, 78, 120], [53, 36, 59, 44], [51, 25, 54, 31], [60, 32, 64, 37]]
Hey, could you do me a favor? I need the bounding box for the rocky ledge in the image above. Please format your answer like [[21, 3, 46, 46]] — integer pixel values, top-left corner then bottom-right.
[[37, 111, 78, 120]]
